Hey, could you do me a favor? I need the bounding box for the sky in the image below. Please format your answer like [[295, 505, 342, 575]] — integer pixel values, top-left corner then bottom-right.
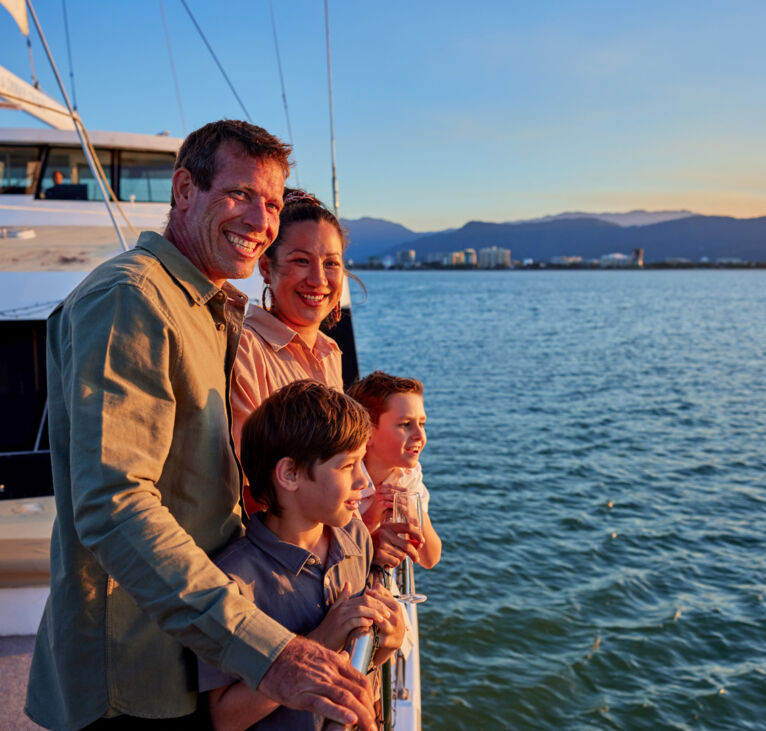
[[2, 0, 766, 231]]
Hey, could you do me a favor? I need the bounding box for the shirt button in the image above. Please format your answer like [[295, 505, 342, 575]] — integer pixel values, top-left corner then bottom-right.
[[217, 323, 225, 331]]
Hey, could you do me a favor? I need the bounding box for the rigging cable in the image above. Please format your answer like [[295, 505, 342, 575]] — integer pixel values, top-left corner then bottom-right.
[[267, 0, 299, 187], [179, 0, 252, 122], [26, 33, 39, 89], [61, 0, 78, 108], [324, 0, 339, 218], [25, 0, 134, 250], [159, 0, 187, 135]]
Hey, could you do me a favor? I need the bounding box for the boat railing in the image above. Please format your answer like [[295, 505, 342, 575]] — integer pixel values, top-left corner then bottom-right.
[[383, 562, 422, 730], [323, 561, 421, 731]]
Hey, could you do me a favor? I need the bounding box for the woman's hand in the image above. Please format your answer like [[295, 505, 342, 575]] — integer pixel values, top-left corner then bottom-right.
[[308, 583, 392, 652]]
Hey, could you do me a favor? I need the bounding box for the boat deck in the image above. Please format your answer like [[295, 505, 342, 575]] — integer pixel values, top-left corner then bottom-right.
[[0, 635, 41, 730]]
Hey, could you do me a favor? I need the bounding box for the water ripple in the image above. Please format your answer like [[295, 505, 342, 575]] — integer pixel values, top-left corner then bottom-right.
[[352, 270, 766, 729]]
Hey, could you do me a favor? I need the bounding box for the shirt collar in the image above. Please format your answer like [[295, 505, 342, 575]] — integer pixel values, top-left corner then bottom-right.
[[246, 514, 363, 575], [244, 304, 341, 358], [136, 231, 247, 307]]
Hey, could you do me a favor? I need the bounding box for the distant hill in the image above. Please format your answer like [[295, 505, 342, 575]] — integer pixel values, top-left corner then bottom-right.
[[517, 209, 694, 227], [340, 217, 419, 261], [341, 217, 454, 261], [340, 211, 766, 263], [395, 214, 766, 263]]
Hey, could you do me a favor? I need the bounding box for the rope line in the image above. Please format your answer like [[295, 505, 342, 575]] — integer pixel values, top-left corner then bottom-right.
[[0, 300, 63, 318], [159, 0, 187, 135], [0, 90, 72, 117], [180, 0, 252, 122], [61, 0, 78, 109], [268, 0, 299, 186]]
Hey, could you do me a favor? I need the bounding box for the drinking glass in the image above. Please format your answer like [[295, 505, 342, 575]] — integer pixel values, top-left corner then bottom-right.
[[392, 491, 427, 604]]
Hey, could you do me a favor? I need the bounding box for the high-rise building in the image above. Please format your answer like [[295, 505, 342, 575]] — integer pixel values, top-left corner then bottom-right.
[[396, 249, 416, 267], [479, 246, 511, 268]]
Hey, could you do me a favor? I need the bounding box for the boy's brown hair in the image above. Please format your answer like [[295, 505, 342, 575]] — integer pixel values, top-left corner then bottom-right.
[[346, 371, 424, 426], [241, 380, 371, 517]]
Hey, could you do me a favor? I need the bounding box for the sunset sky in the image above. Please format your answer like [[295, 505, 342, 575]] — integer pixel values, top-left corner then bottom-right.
[[2, 0, 765, 230]]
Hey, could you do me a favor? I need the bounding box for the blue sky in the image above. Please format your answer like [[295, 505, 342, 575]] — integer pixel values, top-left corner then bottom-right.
[[2, 1, 766, 230]]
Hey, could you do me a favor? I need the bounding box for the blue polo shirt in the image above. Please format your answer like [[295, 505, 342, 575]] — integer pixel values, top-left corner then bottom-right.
[[198, 514, 373, 730]]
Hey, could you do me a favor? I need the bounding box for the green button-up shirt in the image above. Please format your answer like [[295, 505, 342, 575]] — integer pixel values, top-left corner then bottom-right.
[[25, 232, 294, 730]]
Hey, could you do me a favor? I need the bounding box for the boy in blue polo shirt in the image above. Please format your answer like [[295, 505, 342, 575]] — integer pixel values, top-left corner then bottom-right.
[[198, 380, 404, 730]]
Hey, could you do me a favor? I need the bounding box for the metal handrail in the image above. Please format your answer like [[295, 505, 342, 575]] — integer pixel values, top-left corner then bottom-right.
[[323, 562, 419, 730]]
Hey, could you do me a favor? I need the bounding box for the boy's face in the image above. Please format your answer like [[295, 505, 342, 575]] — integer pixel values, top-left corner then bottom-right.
[[294, 445, 368, 527], [368, 393, 427, 470]]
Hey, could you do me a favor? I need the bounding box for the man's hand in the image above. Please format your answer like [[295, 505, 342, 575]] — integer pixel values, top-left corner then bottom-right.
[[257, 635, 375, 730], [371, 520, 423, 569]]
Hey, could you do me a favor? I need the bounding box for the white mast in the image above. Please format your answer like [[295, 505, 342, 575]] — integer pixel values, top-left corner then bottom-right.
[[324, 0, 339, 219]]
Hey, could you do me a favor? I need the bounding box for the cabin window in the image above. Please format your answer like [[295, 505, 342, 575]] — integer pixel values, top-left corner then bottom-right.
[[0, 321, 48, 453], [118, 151, 175, 203], [0, 146, 41, 194], [40, 147, 113, 201]]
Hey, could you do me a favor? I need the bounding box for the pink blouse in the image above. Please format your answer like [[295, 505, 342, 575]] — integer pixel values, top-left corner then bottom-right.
[[231, 305, 343, 458]]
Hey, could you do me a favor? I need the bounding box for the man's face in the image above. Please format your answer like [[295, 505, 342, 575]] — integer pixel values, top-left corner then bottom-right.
[[179, 143, 285, 285]]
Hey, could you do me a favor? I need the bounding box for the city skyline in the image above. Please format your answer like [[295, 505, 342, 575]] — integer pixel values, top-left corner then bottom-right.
[[2, 1, 765, 231]]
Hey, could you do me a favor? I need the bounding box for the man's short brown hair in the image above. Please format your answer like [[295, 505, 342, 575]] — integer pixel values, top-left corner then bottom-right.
[[170, 120, 291, 207], [346, 371, 424, 426], [241, 380, 371, 516]]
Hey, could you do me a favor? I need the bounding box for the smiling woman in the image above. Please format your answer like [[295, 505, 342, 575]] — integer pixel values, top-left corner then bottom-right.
[[230, 189, 351, 511]]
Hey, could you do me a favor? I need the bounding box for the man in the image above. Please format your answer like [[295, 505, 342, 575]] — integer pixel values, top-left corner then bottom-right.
[[26, 121, 374, 730]]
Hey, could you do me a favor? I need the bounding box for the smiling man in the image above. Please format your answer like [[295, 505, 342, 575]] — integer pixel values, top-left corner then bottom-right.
[[25, 121, 375, 731]]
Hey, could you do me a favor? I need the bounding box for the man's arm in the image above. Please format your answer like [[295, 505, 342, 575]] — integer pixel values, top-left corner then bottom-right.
[[61, 285, 373, 727], [207, 638, 375, 731]]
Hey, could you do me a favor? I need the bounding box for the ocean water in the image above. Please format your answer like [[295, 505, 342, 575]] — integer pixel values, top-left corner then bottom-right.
[[350, 269, 766, 730]]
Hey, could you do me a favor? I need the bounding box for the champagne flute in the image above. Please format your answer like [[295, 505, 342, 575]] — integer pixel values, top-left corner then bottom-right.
[[392, 490, 427, 604]]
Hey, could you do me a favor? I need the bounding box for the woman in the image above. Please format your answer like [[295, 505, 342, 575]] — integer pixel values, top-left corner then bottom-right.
[[232, 190, 419, 569], [231, 189, 348, 505]]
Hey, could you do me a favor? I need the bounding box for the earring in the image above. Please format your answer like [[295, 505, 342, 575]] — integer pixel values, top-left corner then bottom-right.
[[262, 284, 275, 313], [331, 301, 342, 325]]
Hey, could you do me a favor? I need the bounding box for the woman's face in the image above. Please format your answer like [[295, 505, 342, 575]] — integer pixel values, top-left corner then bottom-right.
[[261, 219, 344, 341]]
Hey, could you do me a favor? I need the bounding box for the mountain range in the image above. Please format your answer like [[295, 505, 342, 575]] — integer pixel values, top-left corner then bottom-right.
[[341, 210, 766, 263]]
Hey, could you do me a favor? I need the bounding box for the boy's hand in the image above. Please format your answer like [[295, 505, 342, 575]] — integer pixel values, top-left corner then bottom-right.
[[361, 499, 387, 532], [367, 582, 405, 653], [371, 519, 424, 569], [373, 478, 407, 511], [362, 477, 406, 530], [308, 582, 392, 652]]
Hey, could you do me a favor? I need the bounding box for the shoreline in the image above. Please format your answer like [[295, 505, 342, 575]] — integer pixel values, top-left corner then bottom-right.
[[349, 262, 766, 272]]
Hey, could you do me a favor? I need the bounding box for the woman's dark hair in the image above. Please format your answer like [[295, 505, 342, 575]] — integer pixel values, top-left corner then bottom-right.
[[264, 188, 347, 260]]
